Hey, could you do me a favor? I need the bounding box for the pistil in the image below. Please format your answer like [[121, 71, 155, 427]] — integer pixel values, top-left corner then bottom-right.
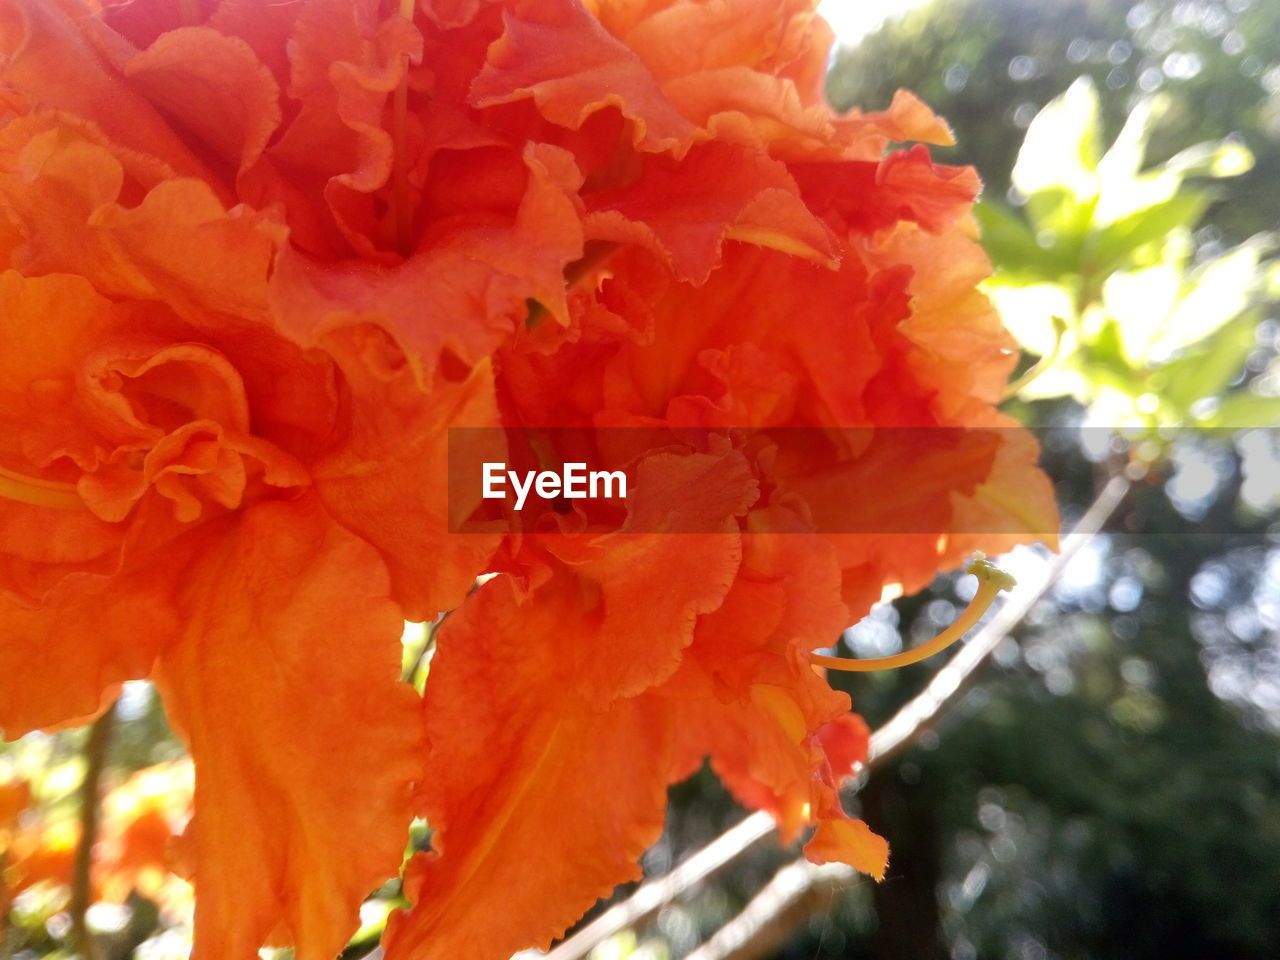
[[812, 557, 1015, 672]]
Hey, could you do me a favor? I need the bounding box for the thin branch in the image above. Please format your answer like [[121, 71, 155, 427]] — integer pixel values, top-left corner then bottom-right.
[[541, 473, 1131, 960], [540, 813, 778, 960], [1, 852, 11, 960], [683, 861, 855, 960], [69, 702, 117, 960]]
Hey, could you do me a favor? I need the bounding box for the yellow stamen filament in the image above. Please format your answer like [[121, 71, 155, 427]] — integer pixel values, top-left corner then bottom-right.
[[1003, 315, 1068, 400], [392, 0, 416, 256], [0, 465, 85, 511], [811, 557, 1016, 672]]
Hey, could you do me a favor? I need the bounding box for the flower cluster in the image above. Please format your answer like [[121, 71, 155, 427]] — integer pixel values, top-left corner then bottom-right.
[[0, 0, 1056, 957]]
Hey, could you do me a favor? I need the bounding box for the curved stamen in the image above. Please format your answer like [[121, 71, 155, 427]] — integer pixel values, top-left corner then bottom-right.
[[0, 465, 86, 511], [812, 556, 1016, 672], [1003, 315, 1068, 400]]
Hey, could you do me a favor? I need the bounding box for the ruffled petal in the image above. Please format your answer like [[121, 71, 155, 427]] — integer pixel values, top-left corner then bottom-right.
[[385, 572, 673, 960], [0, 114, 281, 321], [792, 146, 981, 236], [0, 561, 180, 737], [123, 27, 282, 175], [154, 497, 423, 960], [313, 327, 502, 619], [656, 521, 887, 878], [584, 142, 838, 283], [240, 0, 420, 259], [0, 0, 223, 184], [471, 0, 696, 153], [529, 448, 753, 701], [269, 143, 584, 383]]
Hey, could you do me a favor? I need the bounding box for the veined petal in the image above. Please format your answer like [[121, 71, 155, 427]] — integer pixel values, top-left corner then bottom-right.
[[154, 497, 423, 960], [386, 573, 672, 960]]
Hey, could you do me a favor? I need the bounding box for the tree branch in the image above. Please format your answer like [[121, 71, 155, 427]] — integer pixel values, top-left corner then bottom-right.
[[69, 702, 116, 960], [683, 860, 855, 960], [540, 473, 1131, 960]]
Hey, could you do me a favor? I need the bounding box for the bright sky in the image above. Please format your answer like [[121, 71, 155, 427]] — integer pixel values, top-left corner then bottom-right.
[[816, 0, 931, 48]]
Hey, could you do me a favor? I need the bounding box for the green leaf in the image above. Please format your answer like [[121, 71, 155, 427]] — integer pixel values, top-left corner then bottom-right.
[[1151, 238, 1269, 361], [1012, 78, 1101, 202], [1080, 317, 1137, 394], [1097, 95, 1160, 186], [1102, 263, 1181, 365], [1091, 192, 1209, 274], [1158, 312, 1259, 417], [1162, 139, 1255, 180], [975, 201, 1060, 277], [1206, 391, 1280, 429]]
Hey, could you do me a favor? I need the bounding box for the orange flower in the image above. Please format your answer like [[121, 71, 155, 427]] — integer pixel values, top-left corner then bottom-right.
[[385, 2, 1055, 958], [0, 0, 1056, 958]]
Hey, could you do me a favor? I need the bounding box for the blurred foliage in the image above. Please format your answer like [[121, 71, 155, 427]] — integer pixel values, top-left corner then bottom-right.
[[826, 0, 1280, 245], [1, 688, 192, 960], [982, 77, 1277, 430]]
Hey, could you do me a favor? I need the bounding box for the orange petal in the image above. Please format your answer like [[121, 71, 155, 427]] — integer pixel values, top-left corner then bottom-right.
[[471, 0, 697, 154], [313, 327, 501, 620], [385, 573, 673, 960], [0, 116, 281, 320], [947, 411, 1062, 556], [805, 818, 889, 881], [528, 448, 753, 701], [269, 143, 584, 384], [849, 89, 955, 147], [659, 523, 858, 840], [123, 27, 282, 175], [0, 560, 181, 738], [243, 0, 421, 259], [153, 497, 423, 960], [0, 0, 225, 187], [584, 141, 838, 284], [866, 225, 1015, 414], [793, 146, 981, 236]]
